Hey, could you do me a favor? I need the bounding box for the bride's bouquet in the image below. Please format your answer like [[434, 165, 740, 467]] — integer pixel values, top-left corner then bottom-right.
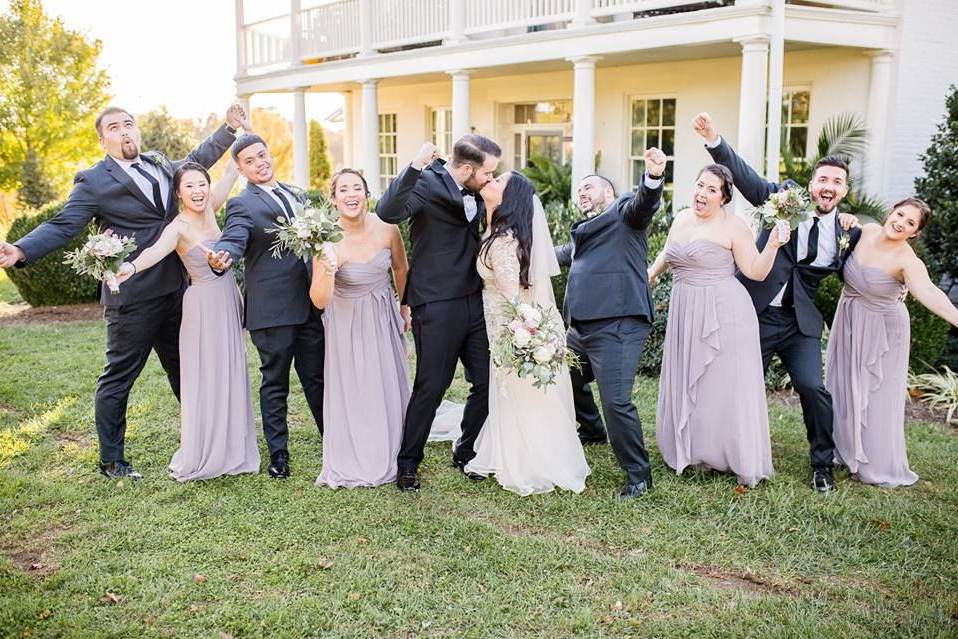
[[491, 298, 576, 389], [753, 187, 811, 242], [265, 198, 344, 261], [63, 228, 137, 294]]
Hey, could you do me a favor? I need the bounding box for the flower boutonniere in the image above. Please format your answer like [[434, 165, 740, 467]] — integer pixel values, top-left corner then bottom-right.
[[142, 152, 172, 174], [838, 231, 851, 254]]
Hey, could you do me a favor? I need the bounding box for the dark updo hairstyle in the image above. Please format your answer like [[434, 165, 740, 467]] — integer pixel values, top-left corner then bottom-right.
[[330, 168, 370, 198], [696, 164, 734, 205], [172, 161, 211, 195], [479, 172, 534, 289], [892, 197, 932, 231]]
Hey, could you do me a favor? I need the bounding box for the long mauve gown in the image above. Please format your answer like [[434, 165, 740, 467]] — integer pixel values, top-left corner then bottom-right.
[[169, 241, 260, 481], [316, 248, 410, 488], [825, 254, 918, 488], [656, 240, 774, 487]]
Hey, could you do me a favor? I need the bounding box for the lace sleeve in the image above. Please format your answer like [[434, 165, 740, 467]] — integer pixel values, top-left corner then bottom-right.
[[485, 234, 523, 303]]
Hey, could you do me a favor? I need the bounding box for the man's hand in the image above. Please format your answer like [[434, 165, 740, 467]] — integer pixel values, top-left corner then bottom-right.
[[692, 112, 720, 145], [411, 142, 440, 171], [838, 213, 860, 231], [226, 103, 250, 131], [0, 242, 25, 268], [206, 249, 233, 271], [644, 147, 667, 178]]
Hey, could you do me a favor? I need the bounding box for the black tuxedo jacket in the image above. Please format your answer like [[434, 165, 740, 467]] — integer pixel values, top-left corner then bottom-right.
[[14, 125, 236, 306], [214, 183, 317, 332], [706, 138, 861, 337], [555, 180, 664, 324], [377, 159, 484, 307]]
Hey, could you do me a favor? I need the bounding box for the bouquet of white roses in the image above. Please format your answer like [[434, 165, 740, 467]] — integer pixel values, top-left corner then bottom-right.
[[63, 228, 137, 294], [754, 187, 812, 240], [491, 298, 576, 389], [265, 198, 344, 260]]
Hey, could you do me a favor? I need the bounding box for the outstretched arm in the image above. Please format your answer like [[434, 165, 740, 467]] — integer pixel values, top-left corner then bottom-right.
[[210, 160, 240, 213], [692, 112, 777, 206], [116, 219, 184, 283], [903, 255, 958, 328], [377, 142, 437, 224], [732, 217, 789, 281]]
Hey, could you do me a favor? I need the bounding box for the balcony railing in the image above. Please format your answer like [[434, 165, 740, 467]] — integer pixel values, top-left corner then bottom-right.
[[240, 0, 897, 72]]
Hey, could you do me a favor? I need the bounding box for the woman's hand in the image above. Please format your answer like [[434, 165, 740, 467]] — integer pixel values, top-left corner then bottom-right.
[[648, 268, 658, 287], [115, 262, 135, 285], [317, 243, 338, 275], [400, 305, 412, 332], [769, 220, 791, 248]]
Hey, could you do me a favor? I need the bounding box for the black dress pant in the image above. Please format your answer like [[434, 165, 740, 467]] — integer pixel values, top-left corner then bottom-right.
[[398, 292, 489, 473], [96, 291, 183, 463], [758, 306, 834, 470], [249, 310, 325, 458], [567, 316, 653, 485]]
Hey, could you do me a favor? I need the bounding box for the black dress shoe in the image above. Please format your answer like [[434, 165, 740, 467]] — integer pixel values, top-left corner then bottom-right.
[[452, 459, 486, 481], [615, 480, 650, 501], [812, 468, 836, 493], [99, 460, 142, 480], [578, 432, 608, 445], [268, 453, 290, 479], [396, 472, 420, 492]]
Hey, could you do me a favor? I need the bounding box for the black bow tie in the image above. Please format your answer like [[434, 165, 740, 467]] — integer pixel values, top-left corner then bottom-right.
[[460, 187, 478, 199]]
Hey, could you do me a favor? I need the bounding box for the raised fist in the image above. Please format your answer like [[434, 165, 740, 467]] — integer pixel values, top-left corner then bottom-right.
[[644, 147, 667, 178], [412, 142, 440, 170], [692, 112, 719, 145]]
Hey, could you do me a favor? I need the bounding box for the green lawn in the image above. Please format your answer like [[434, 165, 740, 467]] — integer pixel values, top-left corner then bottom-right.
[[1, 319, 957, 638]]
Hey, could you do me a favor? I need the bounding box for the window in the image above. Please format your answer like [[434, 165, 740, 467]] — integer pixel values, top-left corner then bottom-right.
[[513, 101, 572, 125], [379, 113, 397, 193], [629, 97, 676, 207], [430, 107, 452, 157], [782, 88, 811, 160]]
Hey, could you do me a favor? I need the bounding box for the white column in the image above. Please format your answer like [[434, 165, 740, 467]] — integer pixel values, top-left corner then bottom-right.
[[449, 70, 471, 142], [292, 89, 309, 188], [569, 56, 599, 192], [234, 0, 246, 76], [358, 0, 374, 57], [764, 0, 785, 181], [290, 0, 302, 66], [734, 35, 770, 173], [572, 0, 595, 26], [361, 79, 381, 197], [864, 49, 894, 195], [446, 0, 466, 44]]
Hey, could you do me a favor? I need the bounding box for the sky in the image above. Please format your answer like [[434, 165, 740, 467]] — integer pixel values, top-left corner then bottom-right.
[[28, 0, 342, 124]]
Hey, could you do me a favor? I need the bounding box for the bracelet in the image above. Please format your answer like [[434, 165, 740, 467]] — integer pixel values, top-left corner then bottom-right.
[[130, 262, 137, 275]]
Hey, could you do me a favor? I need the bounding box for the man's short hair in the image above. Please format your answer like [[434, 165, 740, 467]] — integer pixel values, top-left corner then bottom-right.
[[231, 133, 268, 161], [451, 134, 502, 168], [581, 173, 616, 198], [813, 155, 850, 181], [95, 107, 134, 136]]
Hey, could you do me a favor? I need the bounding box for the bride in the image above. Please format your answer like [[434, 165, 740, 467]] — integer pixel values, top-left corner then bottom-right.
[[457, 170, 590, 495]]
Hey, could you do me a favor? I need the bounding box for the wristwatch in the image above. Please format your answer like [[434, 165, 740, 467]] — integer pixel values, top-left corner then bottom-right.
[[226, 124, 238, 135]]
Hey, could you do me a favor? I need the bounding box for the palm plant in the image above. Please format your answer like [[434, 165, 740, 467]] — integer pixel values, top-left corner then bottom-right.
[[520, 155, 572, 208]]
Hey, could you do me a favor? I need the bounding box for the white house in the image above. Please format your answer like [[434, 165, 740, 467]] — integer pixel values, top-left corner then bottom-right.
[[233, 0, 957, 210]]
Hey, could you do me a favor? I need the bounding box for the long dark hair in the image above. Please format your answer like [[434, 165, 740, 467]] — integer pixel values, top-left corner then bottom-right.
[[479, 171, 534, 289]]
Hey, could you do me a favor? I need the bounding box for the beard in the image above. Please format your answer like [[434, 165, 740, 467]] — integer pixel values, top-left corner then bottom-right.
[[121, 140, 139, 160], [463, 175, 486, 192]]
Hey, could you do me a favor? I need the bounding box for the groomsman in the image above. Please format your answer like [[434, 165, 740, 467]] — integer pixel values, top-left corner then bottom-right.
[[378, 135, 501, 492], [556, 148, 666, 500], [692, 112, 861, 492], [207, 134, 325, 479], [0, 105, 243, 479]]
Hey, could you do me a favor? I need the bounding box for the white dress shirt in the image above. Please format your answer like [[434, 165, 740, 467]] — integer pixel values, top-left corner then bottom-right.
[[449, 174, 479, 223], [113, 156, 169, 210], [260, 182, 297, 218], [768, 209, 836, 307]]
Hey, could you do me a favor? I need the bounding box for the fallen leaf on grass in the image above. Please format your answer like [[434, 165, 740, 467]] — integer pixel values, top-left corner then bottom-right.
[[38, 609, 52, 620], [100, 592, 121, 605], [219, 632, 236, 639], [144, 617, 156, 627], [193, 574, 206, 584], [872, 519, 891, 531], [348, 592, 361, 601], [317, 558, 334, 569], [29, 563, 43, 571], [639, 527, 651, 534], [612, 600, 624, 612], [356, 537, 368, 545], [734, 485, 749, 495]]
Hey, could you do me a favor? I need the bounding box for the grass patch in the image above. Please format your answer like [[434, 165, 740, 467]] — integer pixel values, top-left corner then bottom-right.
[[1, 319, 957, 637]]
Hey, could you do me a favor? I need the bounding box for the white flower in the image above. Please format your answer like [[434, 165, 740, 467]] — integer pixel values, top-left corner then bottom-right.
[[296, 227, 311, 239], [533, 344, 555, 364], [91, 238, 122, 257], [277, 215, 287, 223], [513, 327, 532, 348], [518, 303, 542, 326]]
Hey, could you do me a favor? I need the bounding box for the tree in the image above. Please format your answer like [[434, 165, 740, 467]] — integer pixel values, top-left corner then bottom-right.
[[138, 107, 198, 160], [309, 120, 333, 190], [16, 148, 57, 209], [0, 0, 110, 205], [250, 108, 293, 183], [915, 84, 958, 281]]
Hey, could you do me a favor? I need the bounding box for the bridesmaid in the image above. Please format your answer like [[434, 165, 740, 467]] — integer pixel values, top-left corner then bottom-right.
[[826, 198, 958, 488], [117, 160, 260, 481], [309, 169, 412, 488], [648, 165, 789, 487]]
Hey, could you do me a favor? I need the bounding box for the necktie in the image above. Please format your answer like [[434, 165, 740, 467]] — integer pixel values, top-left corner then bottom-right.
[[131, 162, 164, 212], [799, 217, 820, 265], [275, 188, 295, 219]]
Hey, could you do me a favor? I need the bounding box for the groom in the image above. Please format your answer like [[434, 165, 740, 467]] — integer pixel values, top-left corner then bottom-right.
[[556, 147, 666, 500], [692, 112, 861, 492], [0, 104, 242, 479], [207, 133, 325, 479], [378, 135, 501, 492]]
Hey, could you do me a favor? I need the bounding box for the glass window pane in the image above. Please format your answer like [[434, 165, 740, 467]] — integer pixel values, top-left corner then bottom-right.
[[631, 100, 645, 127], [632, 160, 645, 186], [790, 127, 808, 156], [662, 99, 676, 126], [647, 129, 660, 149], [631, 129, 645, 156], [791, 91, 810, 123], [648, 100, 661, 127], [661, 129, 675, 156], [664, 160, 674, 183]]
